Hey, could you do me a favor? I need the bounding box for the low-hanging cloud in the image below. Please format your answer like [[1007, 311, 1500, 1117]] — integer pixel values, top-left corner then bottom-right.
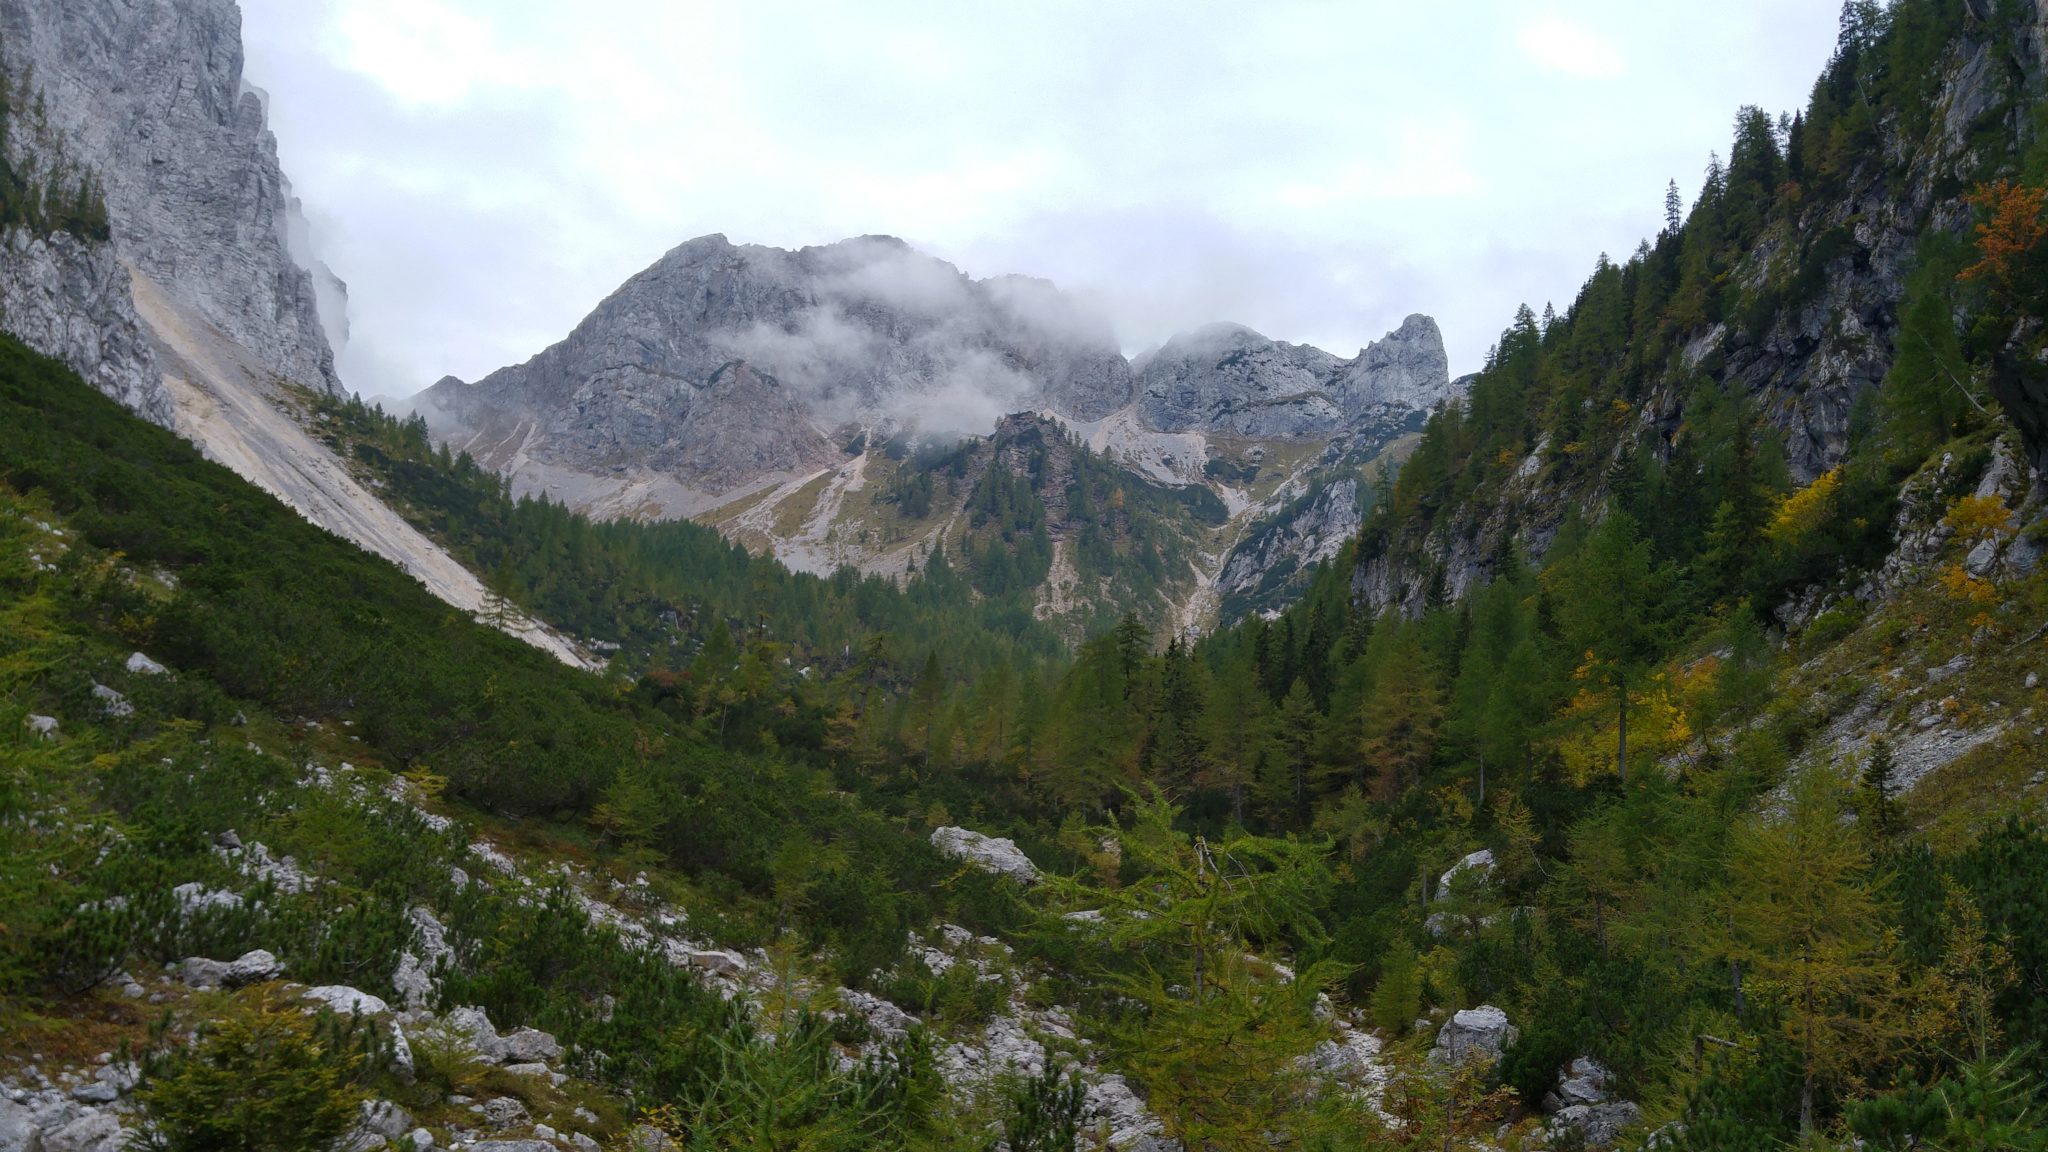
[[241, 0, 1843, 399]]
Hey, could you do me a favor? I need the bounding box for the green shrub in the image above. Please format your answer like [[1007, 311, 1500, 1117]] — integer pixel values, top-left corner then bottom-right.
[[133, 997, 370, 1152]]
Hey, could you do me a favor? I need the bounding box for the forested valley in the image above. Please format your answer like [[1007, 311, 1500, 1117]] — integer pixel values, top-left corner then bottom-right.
[[7, 2, 2048, 1150]]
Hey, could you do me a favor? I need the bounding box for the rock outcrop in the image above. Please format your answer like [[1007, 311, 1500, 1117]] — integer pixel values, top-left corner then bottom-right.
[[931, 826, 1041, 884], [1429, 1004, 1518, 1065], [0, 226, 166, 421], [0, 0, 343, 395], [1136, 314, 1450, 440], [1543, 1057, 1644, 1148]]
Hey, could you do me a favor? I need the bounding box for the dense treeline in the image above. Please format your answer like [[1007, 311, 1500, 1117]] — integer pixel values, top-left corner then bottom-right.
[[312, 395, 1068, 683]]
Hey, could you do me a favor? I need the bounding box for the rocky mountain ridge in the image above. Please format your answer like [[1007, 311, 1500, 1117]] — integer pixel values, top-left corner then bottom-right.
[[422, 233, 1455, 629]]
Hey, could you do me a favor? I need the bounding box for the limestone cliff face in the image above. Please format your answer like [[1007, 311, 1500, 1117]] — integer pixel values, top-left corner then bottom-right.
[[0, 0, 343, 396], [0, 226, 166, 421], [0, 74, 165, 421]]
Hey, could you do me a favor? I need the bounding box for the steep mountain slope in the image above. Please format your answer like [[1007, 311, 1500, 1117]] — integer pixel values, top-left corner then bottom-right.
[[0, 0, 593, 666], [1134, 314, 1448, 440], [420, 233, 1136, 517], [0, 0, 339, 392]]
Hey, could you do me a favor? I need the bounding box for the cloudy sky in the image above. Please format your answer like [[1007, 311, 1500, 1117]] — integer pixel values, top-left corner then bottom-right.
[[240, 1, 1842, 398]]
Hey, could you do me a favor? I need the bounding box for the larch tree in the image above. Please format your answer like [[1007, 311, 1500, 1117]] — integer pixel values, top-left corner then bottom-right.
[[1722, 766, 1904, 1137]]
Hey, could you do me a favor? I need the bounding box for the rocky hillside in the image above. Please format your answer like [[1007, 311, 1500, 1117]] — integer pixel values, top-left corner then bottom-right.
[[1354, 0, 2048, 618], [421, 235, 1455, 629]]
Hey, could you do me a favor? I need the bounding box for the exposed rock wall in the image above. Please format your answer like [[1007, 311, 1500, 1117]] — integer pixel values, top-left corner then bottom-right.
[[0, 0, 342, 395], [0, 227, 166, 421]]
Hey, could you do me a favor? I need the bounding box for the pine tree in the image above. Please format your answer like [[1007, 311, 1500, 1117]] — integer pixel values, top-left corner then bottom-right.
[[1860, 738, 1897, 841]]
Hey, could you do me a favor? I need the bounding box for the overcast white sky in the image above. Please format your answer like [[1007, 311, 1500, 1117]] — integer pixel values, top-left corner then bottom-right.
[[240, 1, 1842, 398]]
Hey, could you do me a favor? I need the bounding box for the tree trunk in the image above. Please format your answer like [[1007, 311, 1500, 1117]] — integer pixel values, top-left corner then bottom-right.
[[1616, 669, 1629, 787], [1800, 968, 1816, 1137]]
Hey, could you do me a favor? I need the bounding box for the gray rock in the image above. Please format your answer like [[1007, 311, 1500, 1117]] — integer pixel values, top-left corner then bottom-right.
[[389, 1023, 415, 1084], [406, 1130, 434, 1151], [123, 652, 167, 676], [443, 1005, 504, 1061], [89, 684, 130, 719], [838, 989, 914, 1042], [468, 1144, 554, 1152], [686, 950, 746, 977], [501, 1062, 551, 1079], [300, 986, 389, 1016], [172, 884, 241, 913], [67, 1083, 116, 1105], [358, 1099, 412, 1140], [0, 1097, 36, 1152], [42, 1109, 121, 1152], [392, 907, 451, 1011], [1543, 1055, 1614, 1113], [1081, 1074, 1168, 1149], [179, 956, 231, 988], [497, 1027, 561, 1064], [1135, 322, 1346, 439], [930, 826, 1039, 883], [1137, 314, 1450, 440], [224, 949, 283, 986], [0, 224, 167, 422], [1429, 1004, 1518, 1065], [1551, 1100, 1643, 1148], [1435, 849, 1496, 901], [479, 1096, 528, 1128]]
